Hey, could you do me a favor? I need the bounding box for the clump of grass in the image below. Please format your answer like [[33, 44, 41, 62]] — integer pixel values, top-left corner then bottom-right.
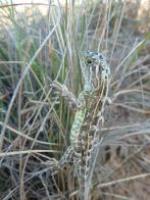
[[0, 0, 150, 199]]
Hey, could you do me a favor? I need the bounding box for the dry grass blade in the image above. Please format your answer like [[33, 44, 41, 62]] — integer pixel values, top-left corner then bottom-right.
[[0, 0, 150, 199]]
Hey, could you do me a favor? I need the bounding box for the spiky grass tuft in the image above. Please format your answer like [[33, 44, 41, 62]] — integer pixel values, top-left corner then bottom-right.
[[0, 0, 150, 199]]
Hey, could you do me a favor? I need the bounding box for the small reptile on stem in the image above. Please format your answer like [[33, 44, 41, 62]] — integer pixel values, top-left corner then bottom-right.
[[51, 51, 110, 200]]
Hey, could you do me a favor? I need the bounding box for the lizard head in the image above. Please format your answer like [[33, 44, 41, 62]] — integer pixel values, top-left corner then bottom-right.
[[81, 51, 110, 92]]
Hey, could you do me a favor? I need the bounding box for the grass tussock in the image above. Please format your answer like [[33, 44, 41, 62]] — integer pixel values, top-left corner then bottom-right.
[[0, 0, 150, 199]]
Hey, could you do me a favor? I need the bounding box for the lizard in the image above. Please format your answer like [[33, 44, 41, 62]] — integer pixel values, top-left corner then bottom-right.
[[51, 50, 110, 199]]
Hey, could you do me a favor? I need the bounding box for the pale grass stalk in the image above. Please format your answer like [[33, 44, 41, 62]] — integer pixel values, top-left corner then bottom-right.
[[112, 102, 150, 114], [111, 65, 148, 89], [112, 88, 149, 100], [102, 192, 130, 200], [110, 1, 126, 60], [111, 39, 145, 80], [97, 173, 150, 188], [0, 61, 24, 64], [0, 149, 59, 157], [0, 121, 55, 145], [40, 175, 51, 200], [128, 71, 150, 89]]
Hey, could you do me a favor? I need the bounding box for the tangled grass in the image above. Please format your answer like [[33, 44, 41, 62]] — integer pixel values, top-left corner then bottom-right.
[[0, 0, 150, 199]]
